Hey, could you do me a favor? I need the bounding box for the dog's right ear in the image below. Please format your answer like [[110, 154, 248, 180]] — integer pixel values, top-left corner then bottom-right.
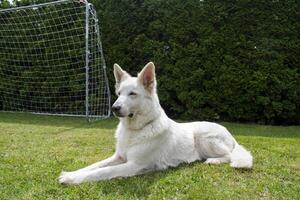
[[114, 64, 129, 90]]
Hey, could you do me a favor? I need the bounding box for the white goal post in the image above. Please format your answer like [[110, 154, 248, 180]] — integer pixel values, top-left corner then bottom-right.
[[0, 0, 111, 121]]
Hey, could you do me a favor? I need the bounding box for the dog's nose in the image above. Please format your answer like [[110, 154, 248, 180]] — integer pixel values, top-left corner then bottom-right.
[[111, 105, 121, 113]]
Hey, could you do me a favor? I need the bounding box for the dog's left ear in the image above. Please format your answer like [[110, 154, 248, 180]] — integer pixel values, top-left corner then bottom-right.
[[138, 62, 156, 92]]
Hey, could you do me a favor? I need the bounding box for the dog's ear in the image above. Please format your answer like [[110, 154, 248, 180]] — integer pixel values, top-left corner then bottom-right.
[[114, 63, 129, 83], [114, 64, 129, 91], [138, 62, 156, 92]]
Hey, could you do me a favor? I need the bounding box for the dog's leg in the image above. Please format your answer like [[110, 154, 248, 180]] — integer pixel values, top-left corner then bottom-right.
[[60, 153, 125, 180], [74, 153, 125, 172], [196, 138, 233, 165], [204, 156, 230, 165], [59, 161, 142, 184]]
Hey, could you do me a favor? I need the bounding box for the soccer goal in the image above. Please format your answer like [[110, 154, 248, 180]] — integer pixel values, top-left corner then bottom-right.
[[0, 0, 111, 121]]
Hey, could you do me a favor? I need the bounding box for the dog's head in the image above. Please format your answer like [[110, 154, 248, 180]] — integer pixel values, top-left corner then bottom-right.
[[112, 62, 158, 118]]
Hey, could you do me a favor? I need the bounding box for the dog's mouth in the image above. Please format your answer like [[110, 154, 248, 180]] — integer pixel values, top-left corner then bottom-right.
[[112, 111, 125, 118], [113, 112, 134, 118]]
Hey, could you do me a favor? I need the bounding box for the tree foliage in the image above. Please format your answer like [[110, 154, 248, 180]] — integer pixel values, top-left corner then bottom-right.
[[91, 0, 299, 125], [1, 0, 299, 124]]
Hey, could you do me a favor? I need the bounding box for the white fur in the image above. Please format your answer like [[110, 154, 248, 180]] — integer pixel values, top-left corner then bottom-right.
[[59, 62, 253, 185]]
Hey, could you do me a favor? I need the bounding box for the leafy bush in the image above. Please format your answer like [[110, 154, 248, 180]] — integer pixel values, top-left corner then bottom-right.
[[1, 0, 299, 124], [93, 0, 299, 125]]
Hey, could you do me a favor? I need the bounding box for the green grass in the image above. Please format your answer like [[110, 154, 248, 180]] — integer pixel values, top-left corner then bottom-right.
[[0, 112, 299, 200]]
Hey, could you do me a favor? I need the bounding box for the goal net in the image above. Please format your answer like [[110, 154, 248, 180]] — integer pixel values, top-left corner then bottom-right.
[[0, 0, 111, 121]]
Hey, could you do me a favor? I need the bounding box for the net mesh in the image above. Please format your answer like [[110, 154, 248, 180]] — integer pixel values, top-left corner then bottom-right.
[[0, 0, 110, 120]]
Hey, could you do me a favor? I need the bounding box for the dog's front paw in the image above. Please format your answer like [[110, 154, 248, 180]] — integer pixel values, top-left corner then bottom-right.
[[59, 171, 83, 185]]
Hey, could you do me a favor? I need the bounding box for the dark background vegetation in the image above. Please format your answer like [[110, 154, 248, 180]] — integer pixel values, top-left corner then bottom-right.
[[1, 0, 299, 124]]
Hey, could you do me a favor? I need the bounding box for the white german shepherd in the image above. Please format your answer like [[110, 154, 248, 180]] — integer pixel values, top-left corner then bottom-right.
[[59, 62, 253, 184]]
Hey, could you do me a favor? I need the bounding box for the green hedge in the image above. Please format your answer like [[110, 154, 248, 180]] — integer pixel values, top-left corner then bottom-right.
[[93, 0, 299, 125], [1, 0, 299, 124]]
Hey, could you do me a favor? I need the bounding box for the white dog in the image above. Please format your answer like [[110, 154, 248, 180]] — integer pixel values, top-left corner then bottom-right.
[[59, 62, 253, 184]]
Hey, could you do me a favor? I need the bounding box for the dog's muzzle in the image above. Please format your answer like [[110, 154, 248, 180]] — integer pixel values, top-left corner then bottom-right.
[[111, 105, 124, 117], [111, 105, 134, 118], [111, 105, 121, 113]]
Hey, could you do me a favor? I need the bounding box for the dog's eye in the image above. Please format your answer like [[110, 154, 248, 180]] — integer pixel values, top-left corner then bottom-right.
[[129, 92, 137, 96], [117, 92, 120, 96]]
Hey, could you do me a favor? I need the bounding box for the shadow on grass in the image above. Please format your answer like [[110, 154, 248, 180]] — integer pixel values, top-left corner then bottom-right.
[[0, 112, 118, 129], [223, 122, 300, 139], [1, 112, 299, 138], [95, 163, 194, 198], [90, 161, 254, 199], [59, 167, 175, 198], [98, 172, 163, 198]]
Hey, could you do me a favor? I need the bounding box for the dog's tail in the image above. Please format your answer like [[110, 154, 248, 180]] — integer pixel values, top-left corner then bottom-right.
[[230, 143, 253, 168]]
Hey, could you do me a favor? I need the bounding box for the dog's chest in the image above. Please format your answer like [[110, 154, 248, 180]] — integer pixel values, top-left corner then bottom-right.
[[115, 125, 166, 161]]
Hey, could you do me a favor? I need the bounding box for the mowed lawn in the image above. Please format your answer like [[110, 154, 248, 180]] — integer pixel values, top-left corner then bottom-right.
[[0, 112, 299, 200]]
